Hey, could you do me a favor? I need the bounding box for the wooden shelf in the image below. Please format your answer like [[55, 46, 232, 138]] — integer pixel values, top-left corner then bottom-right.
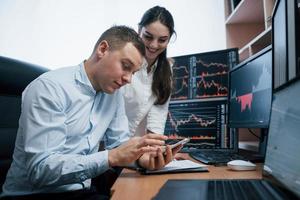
[[224, 0, 275, 61], [263, 0, 276, 28], [238, 26, 272, 61], [225, 0, 264, 24], [239, 141, 259, 152]]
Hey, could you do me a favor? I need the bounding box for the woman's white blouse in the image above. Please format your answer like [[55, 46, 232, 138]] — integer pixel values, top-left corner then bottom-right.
[[122, 61, 170, 136]]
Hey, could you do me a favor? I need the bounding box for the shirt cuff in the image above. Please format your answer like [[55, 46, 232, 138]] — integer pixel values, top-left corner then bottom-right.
[[147, 126, 165, 134], [87, 150, 110, 177]]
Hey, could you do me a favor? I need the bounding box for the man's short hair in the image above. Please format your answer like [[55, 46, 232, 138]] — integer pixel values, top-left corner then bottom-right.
[[93, 25, 145, 57]]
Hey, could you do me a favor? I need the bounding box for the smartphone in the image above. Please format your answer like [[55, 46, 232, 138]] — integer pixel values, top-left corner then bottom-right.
[[162, 138, 190, 153]]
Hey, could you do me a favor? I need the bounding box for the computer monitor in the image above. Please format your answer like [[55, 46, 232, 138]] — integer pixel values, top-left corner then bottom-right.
[[164, 99, 233, 150], [263, 77, 300, 198], [228, 46, 272, 128], [171, 48, 238, 100], [272, 0, 300, 89]]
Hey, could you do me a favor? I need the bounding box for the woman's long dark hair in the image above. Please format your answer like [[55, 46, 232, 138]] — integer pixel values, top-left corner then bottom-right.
[[139, 6, 175, 105]]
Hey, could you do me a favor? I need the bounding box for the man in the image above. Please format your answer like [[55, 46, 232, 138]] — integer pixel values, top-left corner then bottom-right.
[[1, 26, 179, 200]]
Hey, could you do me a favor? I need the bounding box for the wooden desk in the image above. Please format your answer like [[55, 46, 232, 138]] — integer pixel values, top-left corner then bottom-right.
[[111, 154, 263, 200]]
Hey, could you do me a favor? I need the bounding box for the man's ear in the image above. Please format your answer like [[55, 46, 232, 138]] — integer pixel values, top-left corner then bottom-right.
[[96, 40, 109, 58]]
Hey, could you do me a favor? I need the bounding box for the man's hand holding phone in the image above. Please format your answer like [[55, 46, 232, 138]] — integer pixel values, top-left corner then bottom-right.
[[161, 138, 190, 153], [137, 138, 190, 170]]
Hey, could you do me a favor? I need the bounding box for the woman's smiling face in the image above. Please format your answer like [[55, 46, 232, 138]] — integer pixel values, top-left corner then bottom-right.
[[139, 20, 170, 65]]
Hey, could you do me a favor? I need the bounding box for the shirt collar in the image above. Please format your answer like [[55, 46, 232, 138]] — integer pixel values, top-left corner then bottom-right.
[[143, 59, 158, 74], [75, 62, 97, 95]]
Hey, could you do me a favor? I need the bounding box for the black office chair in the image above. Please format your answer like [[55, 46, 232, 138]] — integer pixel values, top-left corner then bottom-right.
[[0, 56, 48, 191]]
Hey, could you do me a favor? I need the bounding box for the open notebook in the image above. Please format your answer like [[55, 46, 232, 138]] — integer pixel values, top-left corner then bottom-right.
[[139, 160, 208, 175]]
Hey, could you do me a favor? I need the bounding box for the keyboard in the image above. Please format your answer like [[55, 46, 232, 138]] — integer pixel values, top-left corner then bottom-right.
[[189, 151, 245, 165], [154, 179, 295, 200], [207, 180, 287, 200]]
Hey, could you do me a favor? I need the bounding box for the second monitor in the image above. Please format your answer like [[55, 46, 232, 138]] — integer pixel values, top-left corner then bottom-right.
[[164, 99, 230, 149], [171, 48, 238, 100], [228, 46, 272, 128]]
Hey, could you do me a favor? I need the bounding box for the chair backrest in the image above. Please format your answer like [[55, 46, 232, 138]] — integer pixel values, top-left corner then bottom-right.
[[0, 56, 48, 190]]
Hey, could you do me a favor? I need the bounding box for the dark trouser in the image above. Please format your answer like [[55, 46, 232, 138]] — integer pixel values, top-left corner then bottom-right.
[[1, 167, 123, 200], [91, 167, 123, 196]]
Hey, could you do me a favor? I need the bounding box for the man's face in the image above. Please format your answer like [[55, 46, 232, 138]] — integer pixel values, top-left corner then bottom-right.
[[94, 42, 143, 94]]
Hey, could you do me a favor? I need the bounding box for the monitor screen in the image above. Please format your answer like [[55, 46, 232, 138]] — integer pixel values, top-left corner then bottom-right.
[[171, 49, 238, 100], [263, 77, 300, 198], [228, 46, 272, 128], [164, 99, 233, 149]]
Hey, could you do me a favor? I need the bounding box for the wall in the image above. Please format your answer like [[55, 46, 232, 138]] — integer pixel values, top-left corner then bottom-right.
[[0, 0, 226, 69]]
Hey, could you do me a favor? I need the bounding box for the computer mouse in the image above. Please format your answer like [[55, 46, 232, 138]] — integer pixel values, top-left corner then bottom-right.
[[227, 160, 256, 171]]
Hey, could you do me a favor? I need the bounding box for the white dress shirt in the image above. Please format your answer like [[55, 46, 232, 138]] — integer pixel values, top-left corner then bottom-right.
[[1, 63, 130, 196], [122, 61, 170, 136]]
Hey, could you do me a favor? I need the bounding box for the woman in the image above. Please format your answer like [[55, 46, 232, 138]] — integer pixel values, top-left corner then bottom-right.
[[122, 6, 175, 136]]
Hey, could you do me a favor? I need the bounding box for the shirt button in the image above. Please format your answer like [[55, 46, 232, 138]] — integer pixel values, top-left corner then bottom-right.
[[80, 175, 87, 181]]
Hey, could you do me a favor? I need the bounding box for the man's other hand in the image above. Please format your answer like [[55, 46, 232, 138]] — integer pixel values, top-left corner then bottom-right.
[[108, 133, 167, 167]]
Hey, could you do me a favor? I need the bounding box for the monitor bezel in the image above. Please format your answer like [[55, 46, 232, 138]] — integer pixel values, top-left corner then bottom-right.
[[171, 48, 239, 60], [272, 0, 300, 91]]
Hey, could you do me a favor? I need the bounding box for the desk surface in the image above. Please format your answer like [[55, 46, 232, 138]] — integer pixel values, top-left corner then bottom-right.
[[111, 154, 263, 200]]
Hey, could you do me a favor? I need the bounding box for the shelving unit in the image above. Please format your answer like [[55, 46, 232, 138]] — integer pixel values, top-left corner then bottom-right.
[[224, 0, 276, 145], [224, 0, 275, 61]]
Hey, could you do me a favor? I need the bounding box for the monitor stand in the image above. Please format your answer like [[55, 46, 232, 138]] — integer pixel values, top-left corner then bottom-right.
[[258, 128, 268, 157], [237, 128, 268, 163]]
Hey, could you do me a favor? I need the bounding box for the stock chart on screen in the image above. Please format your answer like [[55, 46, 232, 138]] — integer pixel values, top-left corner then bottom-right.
[[171, 49, 238, 100], [228, 48, 272, 128], [164, 100, 231, 149]]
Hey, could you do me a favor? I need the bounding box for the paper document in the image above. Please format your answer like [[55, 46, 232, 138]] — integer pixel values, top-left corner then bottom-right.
[[141, 160, 208, 175]]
